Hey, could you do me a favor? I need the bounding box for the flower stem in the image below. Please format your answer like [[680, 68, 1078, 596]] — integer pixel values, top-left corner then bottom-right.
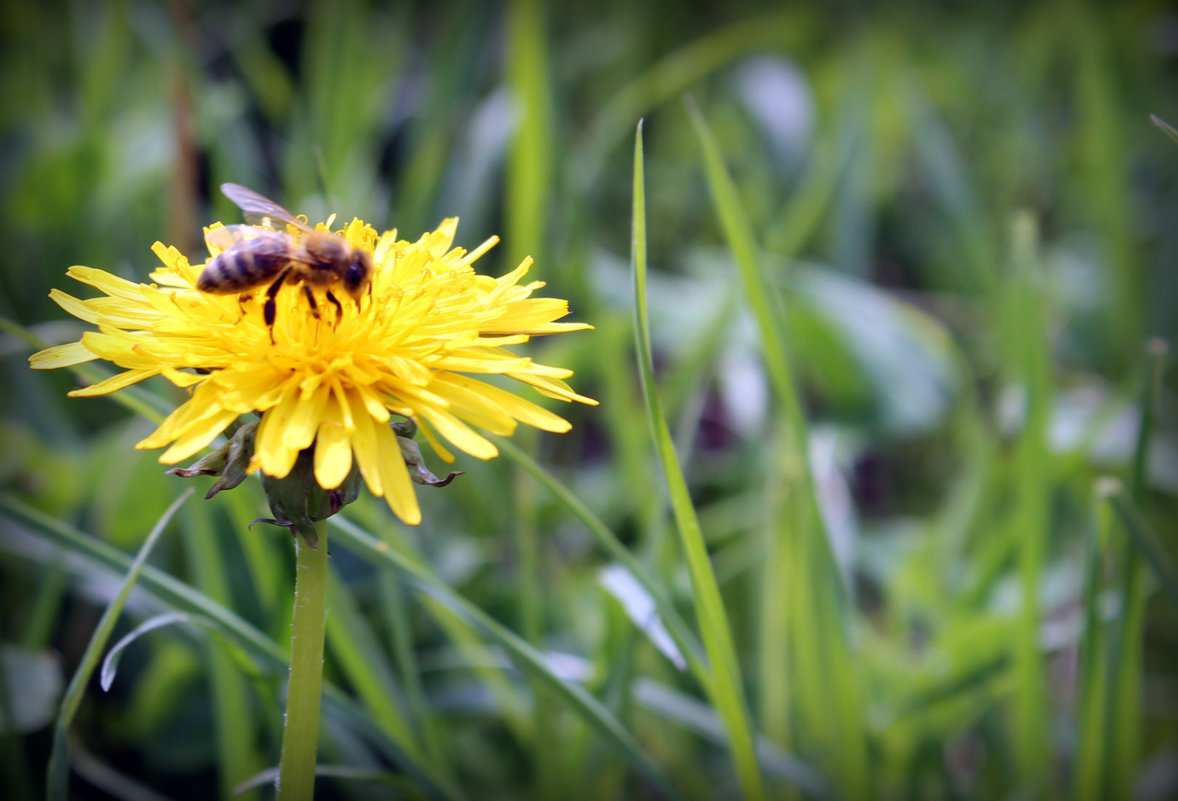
[[277, 520, 329, 801]]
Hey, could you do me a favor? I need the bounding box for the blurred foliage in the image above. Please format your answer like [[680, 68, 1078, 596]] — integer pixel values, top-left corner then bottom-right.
[[2, 0, 1177, 799]]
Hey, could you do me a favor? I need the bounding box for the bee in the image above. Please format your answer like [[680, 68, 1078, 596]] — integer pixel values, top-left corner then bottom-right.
[[197, 183, 372, 333]]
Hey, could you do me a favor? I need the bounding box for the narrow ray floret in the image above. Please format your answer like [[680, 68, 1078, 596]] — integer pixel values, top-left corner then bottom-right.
[[30, 185, 597, 525]]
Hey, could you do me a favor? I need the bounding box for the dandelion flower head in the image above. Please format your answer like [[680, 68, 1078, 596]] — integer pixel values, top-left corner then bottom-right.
[[30, 200, 596, 525]]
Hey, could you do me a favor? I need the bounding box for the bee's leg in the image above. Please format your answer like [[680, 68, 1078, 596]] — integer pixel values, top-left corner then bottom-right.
[[325, 289, 344, 326], [302, 285, 321, 319], [264, 268, 291, 343]]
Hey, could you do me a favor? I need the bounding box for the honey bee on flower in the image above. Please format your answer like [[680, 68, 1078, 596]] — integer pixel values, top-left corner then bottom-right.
[[30, 187, 596, 525], [199, 183, 372, 333]]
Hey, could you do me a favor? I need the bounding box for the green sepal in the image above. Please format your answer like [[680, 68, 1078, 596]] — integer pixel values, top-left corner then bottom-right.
[[258, 449, 362, 549], [396, 430, 463, 487], [167, 422, 257, 500]]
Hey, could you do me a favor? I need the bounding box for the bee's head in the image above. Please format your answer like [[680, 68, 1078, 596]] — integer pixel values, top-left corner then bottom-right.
[[345, 252, 372, 296]]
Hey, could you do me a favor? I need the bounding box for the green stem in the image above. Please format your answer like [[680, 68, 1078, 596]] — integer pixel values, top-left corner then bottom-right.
[[277, 520, 330, 801]]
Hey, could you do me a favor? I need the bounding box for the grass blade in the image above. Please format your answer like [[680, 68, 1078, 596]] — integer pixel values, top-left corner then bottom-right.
[[495, 436, 707, 675], [580, 11, 800, 186], [632, 120, 766, 801], [0, 494, 283, 664], [0, 494, 464, 801], [1106, 485, 1178, 612], [1005, 212, 1051, 789], [684, 102, 869, 797], [1152, 114, 1178, 145], [45, 489, 192, 801], [505, 0, 553, 269], [1105, 339, 1169, 797], [683, 98, 801, 429], [1074, 480, 1115, 801], [4, 315, 169, 424], [100, 612, 194, 691], [379, 572, 450, 772], [182, 491, 264, 800], [324, 568, 437, 776], [327, 514, 682, 801], [1070, 5, 1137, 360], [631, 680, 831, 798]]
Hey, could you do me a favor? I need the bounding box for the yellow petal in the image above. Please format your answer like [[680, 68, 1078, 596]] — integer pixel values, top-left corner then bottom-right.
[[375, 421, 420, 525], [457, 235, 499, 266], [354, 383, 391, 423], [442, 374, 572, 433], [508, 371, 598, 405], [68, 368, 159, 397], [436, 351, 533, 374], [428, 377, 516, 435], [137, 387, 233, 451], [346, 390, 383, 497], [151, 241, 201, 285], [482, 258, 532, 300], [147, 268, 190, 288], [283, 385, 329, 451], [425, 218, 458, 257], [138, 397, 205, 450], [256, 391, 302, 478], [29, 341, 97, 370], [215, 368, 291, 414], [48, 290, 100, 325], [416, 405, 498, 460], [484, 298, 593, 333], [471, 334, 531, 346], [313, 399, 353, 490], [160, 366, 207, 388], [75, 331, 149, 366], [65, 266, 147, 302], [158, 407, 240, 464]]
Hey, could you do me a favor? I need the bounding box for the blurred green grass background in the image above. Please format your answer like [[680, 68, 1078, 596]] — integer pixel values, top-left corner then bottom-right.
[[1, 1, 1176, 799]]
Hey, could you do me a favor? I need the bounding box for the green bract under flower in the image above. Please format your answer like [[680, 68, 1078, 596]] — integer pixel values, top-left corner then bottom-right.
[[31, 214, 595, 525]]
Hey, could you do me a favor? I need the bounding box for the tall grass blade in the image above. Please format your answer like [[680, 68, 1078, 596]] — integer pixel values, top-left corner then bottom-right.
[[1070, 5, 1137, 361], [685, 102, 869, 797], [324, 570, 430, 769], [100, 612, 195, 691], [183, 492, 264, 799], [0, 494, 283, 663], [1006, 212, 1051, 790], [495, 436, 707, 675], [45, 489, 191, 801], [505, 0, 553, 269], [632, 680, 831, 798], [0, 495, 463, 801], [580, 11, 800, 185], [379, 574, 450, 771], [1107, 487, 1178, 612], [1130, 340, 1167, 499], [632, 120, 767, 801], [683, 99, 799, 427], [1152, 114, 1178, 145], [328, 515, 683, 801], [68, 741, 173, 801], [3, 315, 170, 424], [1075, 480, 1115, 801], [1106, 339, 1168, 797]]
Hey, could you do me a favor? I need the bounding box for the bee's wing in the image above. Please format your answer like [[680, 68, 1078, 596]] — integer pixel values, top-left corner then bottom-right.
[[221, 183, 313, 233], [205, 224, 273, 250]]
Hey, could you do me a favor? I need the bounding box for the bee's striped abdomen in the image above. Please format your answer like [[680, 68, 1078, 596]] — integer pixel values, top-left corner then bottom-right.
[[197, 233, 292, 294]]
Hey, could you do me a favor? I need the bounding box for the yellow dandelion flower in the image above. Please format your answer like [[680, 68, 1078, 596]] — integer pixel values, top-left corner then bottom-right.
[[30, 202, 595, 526]]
